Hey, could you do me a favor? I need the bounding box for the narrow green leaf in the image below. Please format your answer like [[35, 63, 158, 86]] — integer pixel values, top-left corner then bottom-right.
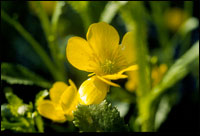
[[99, 1, 127, 23], [67, 1, 90, 31], [34, 113, 44, 132], [120, 1, 151, 96], [152, 41, 199, 98], [1, 10, 63, 81], [73, 100, 128, 132], [5, 88, 23, 107], [1, 63, 51, 88], [154, 92, 178, 130]]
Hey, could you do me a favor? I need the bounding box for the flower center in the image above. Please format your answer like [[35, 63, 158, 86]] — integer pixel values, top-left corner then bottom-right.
[[100, 59, 116, 75]]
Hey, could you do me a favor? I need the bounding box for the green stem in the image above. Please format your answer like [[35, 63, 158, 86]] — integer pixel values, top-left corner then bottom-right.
[[1, 10, 61, 81], [51, 1, 68, 80], [35, 2, 67, 81], [34, 2, 58, 65]]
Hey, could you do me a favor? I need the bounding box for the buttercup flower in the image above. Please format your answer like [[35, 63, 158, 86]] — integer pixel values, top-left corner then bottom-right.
[[125, 63, 168, 92], [37, 80, 79, 123], [151, 63, 168, 87], [29, 1, 57, 16], [164, 8, 188, 32], [66, 22, 138, 105]]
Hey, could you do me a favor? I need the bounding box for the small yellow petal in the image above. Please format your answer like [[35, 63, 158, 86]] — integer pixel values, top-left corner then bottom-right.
[[118, 65, 138, 75], [68, 79, 78, 91], [78, 76, 109, 105], [88, 72, 95, 77], [37, 100, 66, 123], [49, 82, 68, 104], [66, 36, 96, 72], [96, 75, 120, 87], [102, 74, 128, 80]]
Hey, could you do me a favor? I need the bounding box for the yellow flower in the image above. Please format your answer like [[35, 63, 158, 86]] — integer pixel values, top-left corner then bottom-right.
[[29, 1, 57, 16], [151, 64, 168, 87], [125, 70, 138, 92], [37, 80, 79, 123], [164, 8, 188, 32], [66, 22, 138, 105], [125, 63, 168, 92]]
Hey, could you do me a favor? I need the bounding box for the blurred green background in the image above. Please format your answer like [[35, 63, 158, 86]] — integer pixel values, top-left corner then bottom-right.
[[1, 1, 199, 132]]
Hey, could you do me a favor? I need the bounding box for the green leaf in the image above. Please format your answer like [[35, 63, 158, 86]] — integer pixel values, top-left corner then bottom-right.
[[1, 63, 51, 88], [5, 88, 22, 106], [152, 40, 199, 98], [154, 91, 178, 130], [120, 1, 151, 96], [99, 1, 127, 23], [67, 1, 90, 31], [73, 100, 128, 132], [35, 90, 49, 108], [34, 112, 44, 132], [107, 87, 136, 104]]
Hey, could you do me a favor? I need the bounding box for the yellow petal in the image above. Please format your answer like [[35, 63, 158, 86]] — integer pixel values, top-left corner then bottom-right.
[[121, 32, 137, 65], [86, 22, 120, 58], [78, 76, 109, 105], [60, 86, 79, 121], [96, 75, 120, 87], [118, 65, 138, 75], [37, 100, 66, 123], [68, 79, 77, 91], [66, 36, 96, 72], [102, 74, 128, 80], [88, 72, 95, 77], [49, 82, 68, 104], [125, 71, 138, 92]]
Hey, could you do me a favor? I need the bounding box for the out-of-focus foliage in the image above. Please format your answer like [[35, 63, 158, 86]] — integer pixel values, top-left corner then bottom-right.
[[1, 1, 199, 133], [1, 88, 44, 132], [1, 63, 51, 88]]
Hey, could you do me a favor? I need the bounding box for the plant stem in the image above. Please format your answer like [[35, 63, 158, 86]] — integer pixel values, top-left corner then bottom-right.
[[1, 10, 62, 81], [34, 2, 57, 63], [35, 1, 67, 81], [51, 1, 68, 80]]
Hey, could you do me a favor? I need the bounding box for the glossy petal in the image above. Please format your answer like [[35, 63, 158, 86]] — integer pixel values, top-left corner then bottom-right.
[[49, 82, 68, 104], [86, 22, 120, 59], [78, 76, 109, 105], [37, 100, 66, 123], [121, 32, 137, 65], [66, 36, 96, 72]]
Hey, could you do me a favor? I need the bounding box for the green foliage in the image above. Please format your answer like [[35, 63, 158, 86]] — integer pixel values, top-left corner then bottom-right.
[[107, 87, 136, 104], [154, 91, 179, 130], [152, 41, 199, 98], [1, 88, 44, 132], [73, 100, 128, 132], [4, 87, 23, 116], [67, 1, 90, 31], [100, 1, 127, 23], [1, 63, 51, 88], [1, 1, 199, 133]]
